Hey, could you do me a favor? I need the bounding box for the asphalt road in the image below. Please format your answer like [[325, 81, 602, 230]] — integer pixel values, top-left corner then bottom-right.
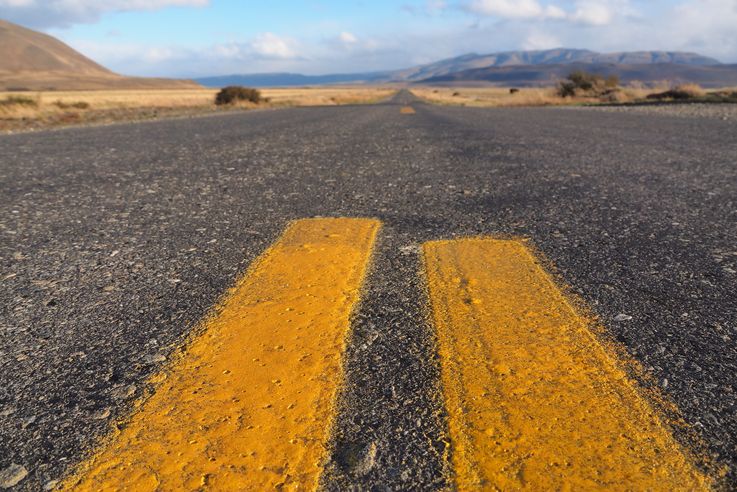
[[1, 91, 736, 490]]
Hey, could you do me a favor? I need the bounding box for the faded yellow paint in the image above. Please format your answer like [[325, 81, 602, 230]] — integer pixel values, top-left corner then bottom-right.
[[423, 238, 710, 491], [400, 106, 416, 114], [66, 218, 380, 491]]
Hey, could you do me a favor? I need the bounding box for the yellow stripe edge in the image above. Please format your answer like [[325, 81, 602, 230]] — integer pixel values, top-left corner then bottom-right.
[[314, 219, 382, 486], [421, 235, 716, 490], [60, 217, 382, 490], [520, 238, 724, 484]]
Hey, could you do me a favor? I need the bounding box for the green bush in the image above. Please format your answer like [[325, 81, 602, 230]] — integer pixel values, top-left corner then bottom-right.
[[215, 86, 262, 105], [557, 71, 620, 98]]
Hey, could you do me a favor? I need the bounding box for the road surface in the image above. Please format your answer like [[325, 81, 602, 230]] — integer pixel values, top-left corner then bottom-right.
[[1, 91, 736, 490]]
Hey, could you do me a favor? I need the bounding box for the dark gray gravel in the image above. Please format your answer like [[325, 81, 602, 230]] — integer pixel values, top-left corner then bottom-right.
[[1, 91, 736, 490], [575, 102, 737, 120]]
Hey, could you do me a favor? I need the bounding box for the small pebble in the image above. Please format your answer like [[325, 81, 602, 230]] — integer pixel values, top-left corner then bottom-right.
[[0, 464, 28, 489]]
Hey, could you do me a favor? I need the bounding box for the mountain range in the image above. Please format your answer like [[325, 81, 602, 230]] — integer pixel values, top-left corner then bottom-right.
[[420, 61, 737, 87], [0, 19, 199, 90], [197, 49, 736, 88]]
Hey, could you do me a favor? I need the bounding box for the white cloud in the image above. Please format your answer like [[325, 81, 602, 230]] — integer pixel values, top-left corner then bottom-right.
[[339, 31, 358, 44], [0, 0, 35, 5], [0, 0, 208, 8], [249, 32, 297, 59], [662, 0, 737, 58], [65, 30, 303, 77], [402, 0, 448, 15], [570, 2, 614, 26], [465, 0, 622, 25], [426, 0, 448, 12], [545, 5, 566, 19], [0, 0, 209, 28], [467, 0, 548, 18], [465, 0, 589, 21], [523, 31, 562, 50]]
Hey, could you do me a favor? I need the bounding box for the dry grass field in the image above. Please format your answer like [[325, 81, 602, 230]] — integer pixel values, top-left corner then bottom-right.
[[265, 87, 396, 106], [411, 87, 567, 107], [411, 84, 737, 108], [410, 86, 654, 107], [0, 87, 396, 132]]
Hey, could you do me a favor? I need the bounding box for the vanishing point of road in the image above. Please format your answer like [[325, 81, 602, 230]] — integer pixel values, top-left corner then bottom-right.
[[1, 91, 736, 490]]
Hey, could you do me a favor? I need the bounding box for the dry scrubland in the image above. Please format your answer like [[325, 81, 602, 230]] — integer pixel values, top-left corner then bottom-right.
[[411, 87, 569, 107], [412, 84, 737, 108], [411, 86, 655, 107], [0, 87, 396, 132], [265, 87, 396, 106]]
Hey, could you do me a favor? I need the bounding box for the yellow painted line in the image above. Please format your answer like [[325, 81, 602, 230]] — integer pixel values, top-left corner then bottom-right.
[[423, 238, 710, 491], [66, 218, 380, 491], [400, 106, 416, 114]]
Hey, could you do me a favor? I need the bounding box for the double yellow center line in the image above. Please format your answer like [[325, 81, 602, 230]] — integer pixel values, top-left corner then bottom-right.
[[64, 218, 710, 491]]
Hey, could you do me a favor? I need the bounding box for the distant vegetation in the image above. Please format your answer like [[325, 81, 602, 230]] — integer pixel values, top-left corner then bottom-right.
[[1, 88, 397, 132], [412, 80, 737, 109], [0, 95, 94, 111], [554, 71, 737, 104], [646, 85, 737, 103], [557, 71, 620, 98], [52, 100, 91, 110], [646, 83, 705, 101], [215, 86, 262, 106], [0, 95, 38, 107]]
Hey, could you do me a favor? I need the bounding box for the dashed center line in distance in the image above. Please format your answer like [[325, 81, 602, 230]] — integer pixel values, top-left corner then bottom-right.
[[64, 218, 381, 491], [423, 238, 710, 491]]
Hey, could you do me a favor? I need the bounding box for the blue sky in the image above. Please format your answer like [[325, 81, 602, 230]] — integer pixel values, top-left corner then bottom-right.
[[1, 1, 736, 77]]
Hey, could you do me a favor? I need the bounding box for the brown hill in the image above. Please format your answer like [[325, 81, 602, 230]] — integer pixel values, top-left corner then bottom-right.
[[0, 19, 201, 90]]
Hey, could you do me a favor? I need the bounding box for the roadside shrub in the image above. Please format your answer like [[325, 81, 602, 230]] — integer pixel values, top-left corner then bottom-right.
[[676, 83, 706, 97], [605, 75, 620, 88], [215, 86, 262, 105], [601, 90, 633, 104], [58, 112, 82, 123], [557, 71, 620, 98], [646, 90, 691, 101], [646, 84, 706, 101], [0, 95, 38, 107], [557, 81, 577, 98], [53, 100, 91, 110]]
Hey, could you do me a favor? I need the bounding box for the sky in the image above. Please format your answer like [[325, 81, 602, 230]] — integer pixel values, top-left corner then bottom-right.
[[1, 0, 736, 77]]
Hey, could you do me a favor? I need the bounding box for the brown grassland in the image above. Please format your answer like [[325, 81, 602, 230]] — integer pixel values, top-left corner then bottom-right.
[[0, 87, 396, 132], [411, 84, 737, 107], [409, 86, 650, 107]]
